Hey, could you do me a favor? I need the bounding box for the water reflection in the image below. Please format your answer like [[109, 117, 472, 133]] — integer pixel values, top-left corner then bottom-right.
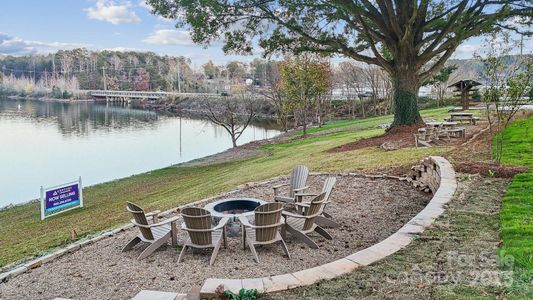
[[0, 98, 281, 206], [0, 99, 160, 135]]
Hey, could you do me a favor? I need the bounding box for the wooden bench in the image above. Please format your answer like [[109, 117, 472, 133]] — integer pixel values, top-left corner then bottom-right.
[[446, 127, 466, 138]]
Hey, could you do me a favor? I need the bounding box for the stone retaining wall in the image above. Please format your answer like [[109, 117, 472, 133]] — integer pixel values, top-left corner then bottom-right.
[[409, 157, 444, 193]]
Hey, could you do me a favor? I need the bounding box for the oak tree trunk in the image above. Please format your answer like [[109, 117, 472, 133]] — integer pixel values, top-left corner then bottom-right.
[[391, 71, 423, 126]]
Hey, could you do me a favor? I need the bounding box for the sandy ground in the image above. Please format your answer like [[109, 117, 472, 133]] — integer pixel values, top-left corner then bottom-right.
[[0, 175, 430, 300]]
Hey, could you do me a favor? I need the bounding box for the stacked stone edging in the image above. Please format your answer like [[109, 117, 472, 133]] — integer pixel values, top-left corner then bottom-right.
[[198, 156, 457, 298]]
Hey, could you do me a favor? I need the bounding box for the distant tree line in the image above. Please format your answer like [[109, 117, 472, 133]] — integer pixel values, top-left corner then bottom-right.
[[0, 48, 282, 98]]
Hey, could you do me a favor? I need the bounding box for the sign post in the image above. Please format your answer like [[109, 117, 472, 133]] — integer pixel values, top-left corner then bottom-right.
[[40, 177, 84, 220]]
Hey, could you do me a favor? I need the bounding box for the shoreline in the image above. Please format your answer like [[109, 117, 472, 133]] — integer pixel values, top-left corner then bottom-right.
[[4, 95, 95, 102], [0, 127, 291, 211], [1, 95, 279, 119]]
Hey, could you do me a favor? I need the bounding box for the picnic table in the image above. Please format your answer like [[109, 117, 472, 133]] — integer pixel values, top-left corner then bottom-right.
[[416, 121, 466, 147], [450, 112, 473, 117], [447, 112, 479, 124], [426, 121, 458, 128]]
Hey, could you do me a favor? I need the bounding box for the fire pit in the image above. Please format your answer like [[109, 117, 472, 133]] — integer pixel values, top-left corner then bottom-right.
[[204, 198, 267, 237]]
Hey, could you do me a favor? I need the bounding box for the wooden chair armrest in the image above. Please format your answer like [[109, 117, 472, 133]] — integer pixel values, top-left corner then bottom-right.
[[272, 183, 289, 190], [149, 215, 180, 227], [145, 210, 161, 217], [130, 219, 150, 228], [212, 217, 230, 231], [294, 193, 318, 197], [273, 183, 289, 196], [145, 210, 161, 223], [293, 186, 310, 193], [294, 202, 310, 208], [282, 211, 307, 219], [238, 216, 257, 229]]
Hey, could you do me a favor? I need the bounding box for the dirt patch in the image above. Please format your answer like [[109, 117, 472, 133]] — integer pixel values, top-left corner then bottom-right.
[[454, 161, 529, 178], [330, 122, 490, 153], [329, 125, 423, 152], [369, 164, 418, 177], [0, 175, 430, 300]]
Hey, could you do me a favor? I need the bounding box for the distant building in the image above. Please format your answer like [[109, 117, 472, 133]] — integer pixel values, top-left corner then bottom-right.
[[448, 79, 482, 110]]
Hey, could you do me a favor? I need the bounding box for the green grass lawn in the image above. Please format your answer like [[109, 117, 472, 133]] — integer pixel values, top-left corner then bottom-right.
[[0, 108, 450, 268], [497, 115, 533, 284], [297, 106, 453, 135]]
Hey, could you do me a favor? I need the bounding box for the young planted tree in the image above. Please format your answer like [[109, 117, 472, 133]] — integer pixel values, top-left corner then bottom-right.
[[148, 0, 532, 128], [204, 96, 256, 148], [478, 33, 533, 164], [423, 65, 458, 107], [279, 56, 331, 137]]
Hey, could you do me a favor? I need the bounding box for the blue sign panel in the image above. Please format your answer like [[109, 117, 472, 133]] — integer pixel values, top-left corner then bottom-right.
[[45, 184, 80, 214], [41, 178, 83, 220]]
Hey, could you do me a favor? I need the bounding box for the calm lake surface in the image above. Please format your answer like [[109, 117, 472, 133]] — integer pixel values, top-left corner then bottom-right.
[[0, 98, 280, 207]]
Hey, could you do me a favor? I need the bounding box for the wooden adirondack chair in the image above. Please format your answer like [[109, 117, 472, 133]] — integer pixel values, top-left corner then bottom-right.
[[122, 202, 179, 260], [414, 127, 433, 147], [294, 176, 339, 228], [178, 207, 229, 266], [238, 202, 290, 263], [273, 165, 309, 204], [281, 192, 332, 249]]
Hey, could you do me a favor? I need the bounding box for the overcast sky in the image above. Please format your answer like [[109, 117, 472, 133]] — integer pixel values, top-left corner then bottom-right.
[[1, 0, 531, 66]]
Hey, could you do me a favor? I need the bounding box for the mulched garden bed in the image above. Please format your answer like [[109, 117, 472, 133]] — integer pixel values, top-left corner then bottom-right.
[[330, 122, 489, 153], [454, 161, 529, 178], [0, 175, 431, 300], [329, 125, 423, 152]]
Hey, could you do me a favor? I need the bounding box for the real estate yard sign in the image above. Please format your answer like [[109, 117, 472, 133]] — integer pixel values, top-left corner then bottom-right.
[[40, 177, 83, 220]]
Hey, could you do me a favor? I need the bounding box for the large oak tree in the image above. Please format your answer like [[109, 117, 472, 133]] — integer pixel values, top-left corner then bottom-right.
[[147, 0, 532, 127]]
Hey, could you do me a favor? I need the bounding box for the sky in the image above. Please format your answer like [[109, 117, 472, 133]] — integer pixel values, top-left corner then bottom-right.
[[0, 0, 531, 67]]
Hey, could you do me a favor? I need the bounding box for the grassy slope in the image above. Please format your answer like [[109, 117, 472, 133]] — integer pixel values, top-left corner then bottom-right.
[[497, 116, 533, 281], [300, 107, 452, 135], [0, 108, 451, 268]]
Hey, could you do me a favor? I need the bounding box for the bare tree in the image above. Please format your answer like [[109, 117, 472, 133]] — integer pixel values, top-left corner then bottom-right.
[[205, 96, 256, 148], [261, 80, 289, 132], [378, 71, 394, 114], [478, 33, 533, 163], [362, 65, 382, 116], [337, 62, 366, 118]]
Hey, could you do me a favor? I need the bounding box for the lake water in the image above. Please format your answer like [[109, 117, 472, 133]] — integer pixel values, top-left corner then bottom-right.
[[0, 98, 281, 207]]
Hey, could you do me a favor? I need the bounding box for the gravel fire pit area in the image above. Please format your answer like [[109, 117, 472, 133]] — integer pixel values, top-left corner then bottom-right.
[[0, 175, 431, 300]]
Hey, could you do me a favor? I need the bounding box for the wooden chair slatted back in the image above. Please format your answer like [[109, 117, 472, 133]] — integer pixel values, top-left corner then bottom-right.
[[254, 202, 283, 242], [127, 202, 154, 240], [289, 165, 309, 198], [426, 127, 434, 141], [303, 192, 326, 230], [322, 177, 337, 201], [182, 207, 213, 245]]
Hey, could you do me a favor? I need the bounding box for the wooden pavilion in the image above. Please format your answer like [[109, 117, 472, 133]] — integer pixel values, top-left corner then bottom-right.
[[448, 79, 482, 110]]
